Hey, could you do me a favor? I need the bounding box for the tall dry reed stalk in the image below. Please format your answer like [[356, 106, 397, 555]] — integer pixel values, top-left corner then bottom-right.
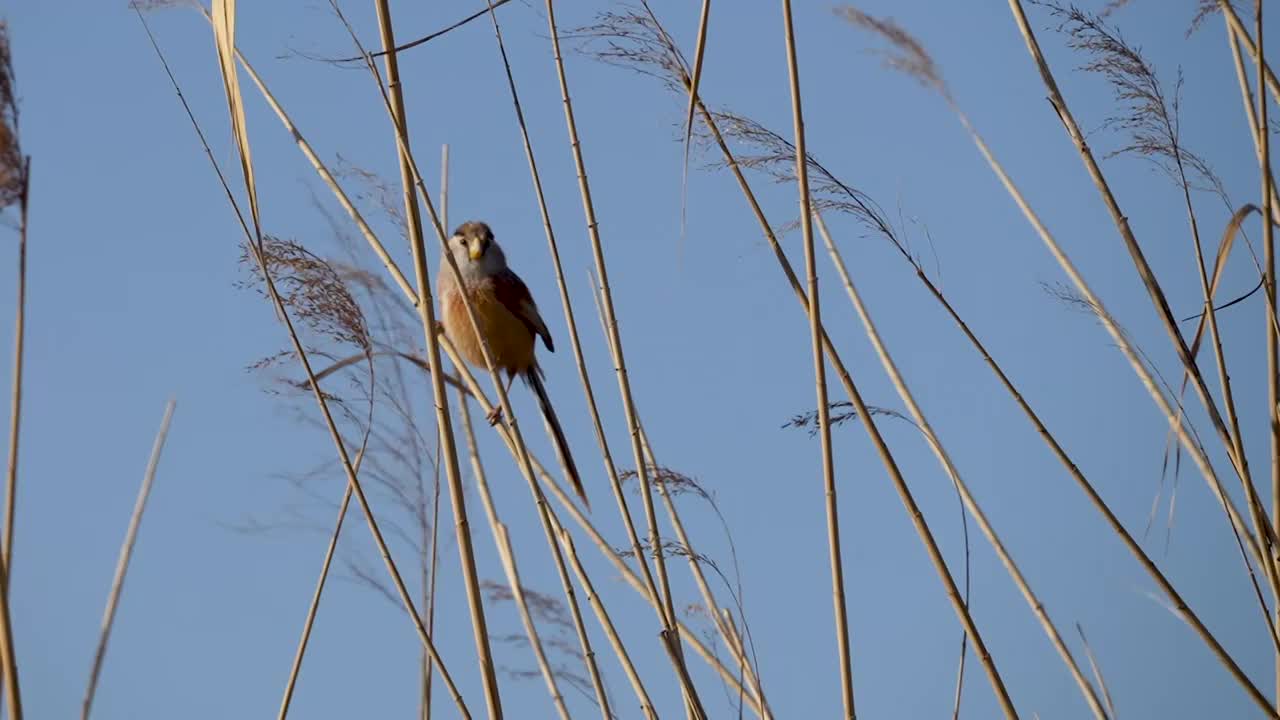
[[175, 9, 639, 717], [137, 16, 417, 720], [813, 213, 1106, 718], [0, 19, 25, 717], [366, 1, 502, 713], [701, 82, 1273, 714], [536, 6, 700, 711], [438, 325, 765, 716], [573, 7, 1019, 714], [837, 5, 1276, 714], [81, 400, 176, 720], [200, 3, 571, 713], [275, 467, 354, 720], [1248, 0, 1280, 703], [455, 390, 572, 720], [778, 4, 854, 718], [555, 526, 658, 720], [1218, 0, 1280, 106], [168, 4, 475, 716], [1008, 0, 1278, 577], [637, 435, 771, 718], [138, 19, 619, 717], [322, 7, 627, 717], [540, 4, 671, 669], [422, 142, 449, 720], [540, 4, 737, 714], [1041, 5, 1261, 589]]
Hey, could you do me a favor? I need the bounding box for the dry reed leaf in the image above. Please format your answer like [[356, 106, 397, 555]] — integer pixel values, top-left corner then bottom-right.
[[1074, 623, 1118, 719], [1207, 204, 1263, 319], [210, 0, 259, 230]]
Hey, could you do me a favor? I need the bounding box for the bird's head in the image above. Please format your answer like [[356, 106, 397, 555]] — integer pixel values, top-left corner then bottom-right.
[[447, 220, 505, 272]]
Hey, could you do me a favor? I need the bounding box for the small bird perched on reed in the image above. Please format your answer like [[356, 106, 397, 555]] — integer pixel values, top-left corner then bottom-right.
[[437, 220, 586, 507]]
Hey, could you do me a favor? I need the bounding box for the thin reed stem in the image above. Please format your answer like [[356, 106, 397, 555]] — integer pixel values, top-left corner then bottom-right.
[[1158, 29, 1264, 606], [662, 629, 708, 720], [330, 0, 515, 64], [1255, 0, 1280, 707], [1220, 0, 1280, 107], [779, 5, 854, 717], [422, 430, 441, 720], [228, 8, 612, 716], [541, 0, 680, 664], [457, 391, 571, 720], [784, 59, 1267, 688], [267, 210, 472, 720], [367, 2, 502, 714], [582, 274, 768, 716], [636, 426, 772, 719], [1225, 24, 1280, 228], [0, 156, 25, 720], [278, 302, 377, 720], [861, 7, 1280, 710], [821, 164, 1263, 715], [1004, 0, 1279, 583], [0, 542, 18, 720], [555, 526, 658, 720], [440, 335, 765, 717], [977, 109, 1280, 707], [544, 2, 712, 712], [690, 78, 1018, 720], [228, 43, 419, 305], [175, 7, 473, 714], [82, 400, 176, 720], [484, 0, 637, 542], [550, 5, 689, 693], [2, 157, 24, 586], [136, 16, 396, 713], [968, 107, 1275, 716], [610, 6, 1018, 708], [815, 213, 1105, 719], [257, 86, 476, 720], [997, 7, 1280, 674], [718, 609, 753, 718], [277, 483, 351, 720], [1148, 24, 1280, 610], [542, 1, 709, 704], [328, 8, 615, 714], [423, 143, 450, 720]]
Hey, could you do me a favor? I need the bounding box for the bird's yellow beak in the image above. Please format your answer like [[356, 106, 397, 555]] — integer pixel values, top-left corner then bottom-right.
[[468, 243, 483, 261]]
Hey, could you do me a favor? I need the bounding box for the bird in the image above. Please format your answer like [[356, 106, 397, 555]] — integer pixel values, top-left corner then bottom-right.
[[436, 220, 586, 507]]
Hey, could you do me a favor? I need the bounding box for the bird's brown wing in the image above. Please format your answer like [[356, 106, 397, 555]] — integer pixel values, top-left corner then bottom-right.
[[489, 269, 553, 352]]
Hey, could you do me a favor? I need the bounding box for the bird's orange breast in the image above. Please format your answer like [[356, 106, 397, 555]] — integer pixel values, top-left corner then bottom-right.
[[443, 284, 535, 374]]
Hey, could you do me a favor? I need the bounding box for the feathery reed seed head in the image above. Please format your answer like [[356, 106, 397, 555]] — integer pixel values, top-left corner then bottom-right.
[[0, 21, 21, 211]]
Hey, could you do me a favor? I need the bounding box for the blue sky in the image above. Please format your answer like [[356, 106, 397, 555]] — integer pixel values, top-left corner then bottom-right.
[[7, 0, 1280, 717]]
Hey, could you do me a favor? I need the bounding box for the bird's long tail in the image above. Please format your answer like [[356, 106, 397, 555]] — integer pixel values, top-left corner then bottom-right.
[[523, 367, 587, 509]]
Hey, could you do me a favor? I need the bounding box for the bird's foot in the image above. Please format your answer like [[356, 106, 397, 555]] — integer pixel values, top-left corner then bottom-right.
[[486, 406, 504, 426]]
